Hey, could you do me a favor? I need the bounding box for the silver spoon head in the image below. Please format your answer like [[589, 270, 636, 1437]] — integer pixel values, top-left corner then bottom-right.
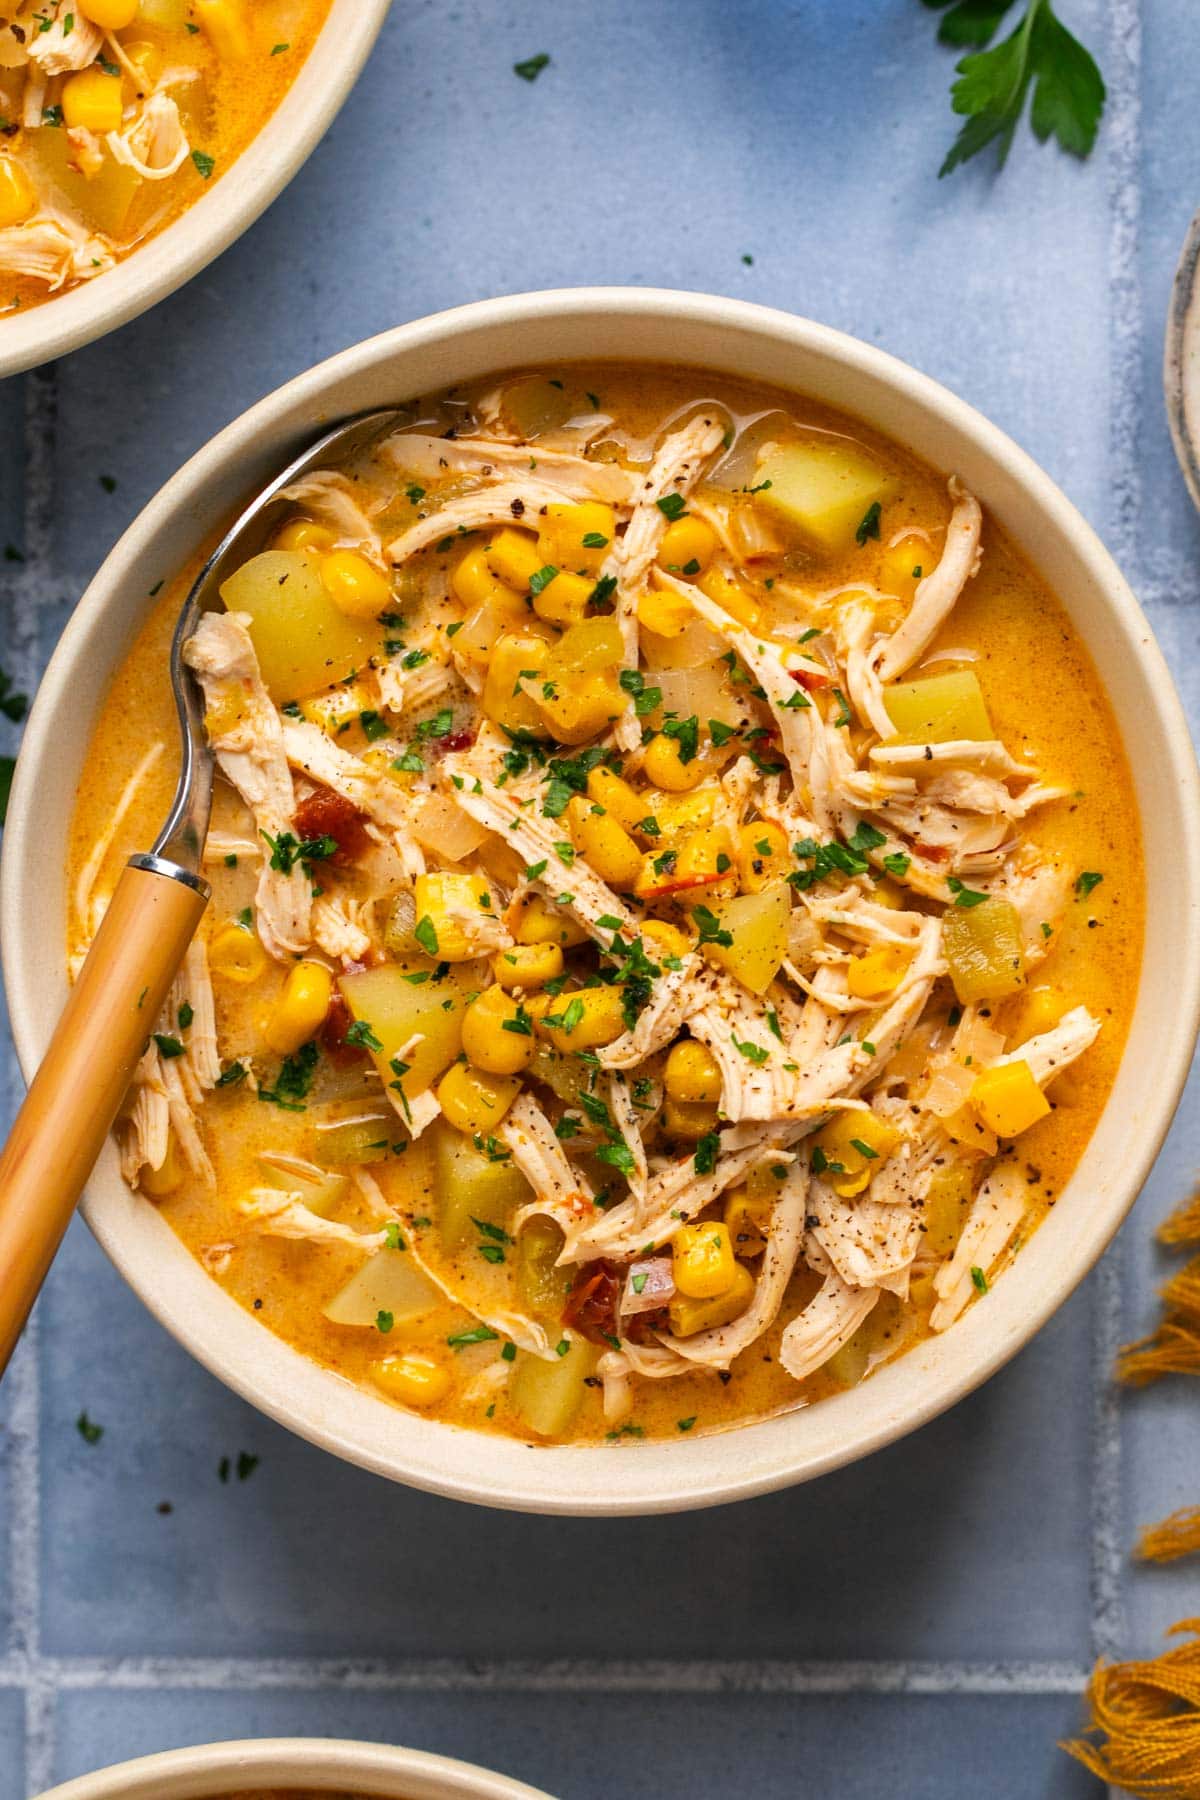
[[152, 407, 409, 871]]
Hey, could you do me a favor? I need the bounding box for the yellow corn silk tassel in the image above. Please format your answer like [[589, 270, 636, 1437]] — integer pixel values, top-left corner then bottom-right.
[[1159, 1189, 1200, 1248], [1137, 1509, 1200, 1566], [1117, 1256, 1200, 1386], [1062, 1622, 1200, 1798]]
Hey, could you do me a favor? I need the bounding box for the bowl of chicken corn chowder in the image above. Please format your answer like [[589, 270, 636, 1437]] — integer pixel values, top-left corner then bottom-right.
[[0, 0, 389, 376], [31, 1738, 556, 1800], [6, 288, 1197, 1514]]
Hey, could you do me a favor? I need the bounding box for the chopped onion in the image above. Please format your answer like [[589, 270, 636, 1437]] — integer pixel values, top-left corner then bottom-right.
[[621, 1256, 676, 1316]]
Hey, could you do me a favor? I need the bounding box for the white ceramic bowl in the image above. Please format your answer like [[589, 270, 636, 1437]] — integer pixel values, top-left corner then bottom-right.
[[33, 1738, 554, 1800], [6, 288, 1198, 1515], [0, 0, 390, 379]]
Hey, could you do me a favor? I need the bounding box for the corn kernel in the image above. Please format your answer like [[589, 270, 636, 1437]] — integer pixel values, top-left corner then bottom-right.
[[462, 984, 534, 1076], [638, 584, 693, 638], [531, 568, 593, 628], [664, 1039, 722, 1105], [79, 0, 139, 27], [846, 943, 912, 1002], [482, 629, 551, 737], [536, 673, 622, 745], [585, 766, 644, 834], [812, 1109, 901, 1197], [139, 1134, 183, 1197], [491, 942, 564, 990], [273, 516, 335, 555], [662, 1097, 720, 1141], [436, 1060, 521, 1135], [454, 543, 521, 610], [724, 1184, 772, 1258], [656, 515, 718, 578], [736, 821, 789, 893], [512, 894, 589, 949], [120, 39, 162, 94], [673, 824, 735, 886], [698, 566, 762, 631], [210, 923, 267, 985], [371, 1352, 452, 1408], [196, 0, 252, 57], [673, 1220, 737, 1299], [647, 788, 719, 841], [62, 67, 124, 133], [536, 984, 628, 1053], [669, 1262, 754, 1336], [536, 502, 614, 577], [300, 680, 371, 737], [0, 158, 36, 230], [264, 960, 333, 1056], [642, 732, 706, 792], [970, 1059, 1050, 1138], [879, 531, 929, 602], [319, 550, 393, 620], [566, 793, 643, 889], [413, 871, 497, 963], [640, 919, 691, 963], [484, 528, 544, 591]]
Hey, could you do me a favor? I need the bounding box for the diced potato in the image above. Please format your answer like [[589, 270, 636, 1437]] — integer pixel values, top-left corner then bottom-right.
[[338, 963, 472, 1102], [137, 0, 190, 25], [24, 123, 143, 239], [431, 1119, 531, 1249], [754, 440, 899, 556], [883, 670, 993, 744], [220, 551, 380, 702], [313, 1112, 396, 1166], [824, 1325, 871, 1389], [257, 1155, 349, 1216], [944, 896, 1026, 1005], [546, 615, 623, 676], [516, 1217, 573, 1318], [700, 880, 791, 996], [509, 1336, 599, 1438], [322, 1250, 441, 1328]]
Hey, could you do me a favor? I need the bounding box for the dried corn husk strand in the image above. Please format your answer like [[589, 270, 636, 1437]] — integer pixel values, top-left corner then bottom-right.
[[1137, 1509, 1200, 1566], [1117, 1257, 1200, 1386], [1062, 1621, 1200, 1797], [1158, 1189, 1200, 1247]]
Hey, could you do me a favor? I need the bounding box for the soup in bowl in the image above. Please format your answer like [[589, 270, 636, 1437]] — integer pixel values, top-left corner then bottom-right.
[[6, 289, 1197, 1512], [0, 0, 388, 374]]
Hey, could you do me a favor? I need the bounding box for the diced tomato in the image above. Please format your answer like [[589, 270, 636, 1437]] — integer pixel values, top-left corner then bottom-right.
[[915, 841, 950, 864], [293, 784, 370, 866], [562, 1261, 621, 1345], [789, 664, 832, 690], [637, 868, 728, 900], [320, 991, 364, 1065], [433, 727, 476, 754]]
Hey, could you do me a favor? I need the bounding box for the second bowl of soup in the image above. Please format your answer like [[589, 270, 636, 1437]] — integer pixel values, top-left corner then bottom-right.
[[6, 289, 1197, 1512]]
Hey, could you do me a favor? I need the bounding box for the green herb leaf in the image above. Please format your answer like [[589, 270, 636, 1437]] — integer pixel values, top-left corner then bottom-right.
[[1075, 870, 1103, 899], [513, 51, 550, 80]]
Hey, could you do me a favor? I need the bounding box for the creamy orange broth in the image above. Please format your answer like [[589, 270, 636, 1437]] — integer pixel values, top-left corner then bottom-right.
[[67, 364, 1142, 1447], [0, 0, 332, 317]]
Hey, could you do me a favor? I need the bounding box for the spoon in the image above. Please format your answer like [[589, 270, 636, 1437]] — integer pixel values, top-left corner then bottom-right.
[[0, 407, 405, 1375], [1166, 206, 1200, 511]]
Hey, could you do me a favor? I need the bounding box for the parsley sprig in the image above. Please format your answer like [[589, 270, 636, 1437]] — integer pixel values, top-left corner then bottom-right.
[[925, 0, 1105, 178]]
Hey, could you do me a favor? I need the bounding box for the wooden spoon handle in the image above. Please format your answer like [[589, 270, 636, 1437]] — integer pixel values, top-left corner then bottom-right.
[[0, 856, 209, 1374]]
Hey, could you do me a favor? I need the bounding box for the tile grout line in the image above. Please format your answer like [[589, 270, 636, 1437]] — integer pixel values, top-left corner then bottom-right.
[[0, 1652, 1090, 1699], [13, 362, 58, 1797], [1089, 0, 1143, 1678]]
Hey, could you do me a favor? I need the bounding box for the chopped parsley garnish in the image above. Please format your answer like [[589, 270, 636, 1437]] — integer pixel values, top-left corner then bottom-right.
[[529, 564, 559, 595], [261, 830, 337, 876], [258, 1042, 319, 1110], [883, 851, 911, 878], [513, 51, 550, 80], [191, 149, 216, 180], [970, 1265, 989, 1294], [660, 713, 699, 763], [76, 1411, 103, 1445], [694, 1129, 720, 1175], [619, 668, 662, 716], [153, 1034, 185, 1059], [947, 876, 988, 909], [376, 1310, 394, 1334], [855, 500, 882, 545], [655, 493, 688, 521], [1075, 870, 1103, 899], [447, 1324, 500, 1350], [413, 914, 440, 955], [345, 1018, 383, 1052]]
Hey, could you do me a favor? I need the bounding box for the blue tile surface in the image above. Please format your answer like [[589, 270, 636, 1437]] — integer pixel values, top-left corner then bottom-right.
[[3, 0, 1199, 1795], [53, 1687, 1098, 1800]]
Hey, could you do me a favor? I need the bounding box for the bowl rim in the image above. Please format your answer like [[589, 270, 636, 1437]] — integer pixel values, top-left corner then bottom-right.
[[30, 1736, 555, 1800], [0, 0, 391, 379], [6, 285, 1199, 1515]]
